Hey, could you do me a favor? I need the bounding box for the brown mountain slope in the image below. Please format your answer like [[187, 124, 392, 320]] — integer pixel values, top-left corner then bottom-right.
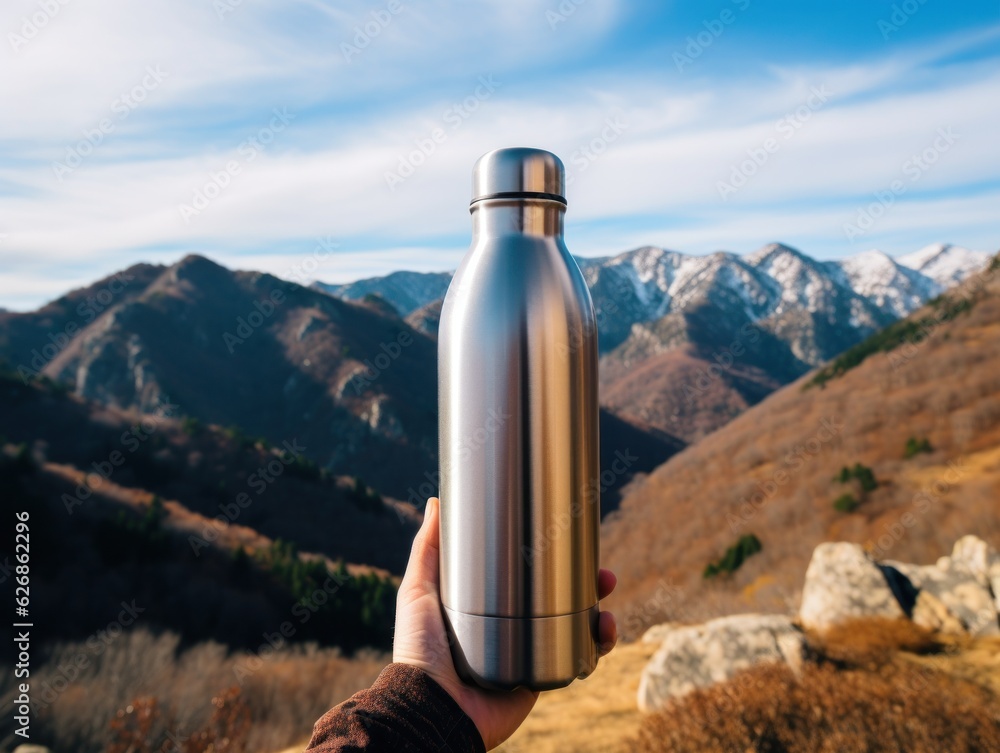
[[2, 255, 679, 505], [0, 262, 164, 378], [598, 298, 809, 442], [405, 297, 443, 337], [0, 446, 398, 652], [601, 344, 783, 443], [29, 254, 439, 499], [601, 261, 1000, 636]]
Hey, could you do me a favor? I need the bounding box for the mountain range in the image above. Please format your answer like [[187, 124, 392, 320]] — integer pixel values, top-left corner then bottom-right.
[[1, 242, 985, 501], [316, 242, 985, 326], [0, 255, 676, 511], [316, 242, 988, 441]]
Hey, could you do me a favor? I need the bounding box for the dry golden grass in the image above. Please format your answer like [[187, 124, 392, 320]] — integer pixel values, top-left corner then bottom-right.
[[632, 661, 1000, 753], [4, 629, 387, 753], [903, 633, 1000, 696], [807, 617, 943, 667], [490, 619, 1000, 753], [631, 618, 1000, 753], [495, 640, 658, 753]]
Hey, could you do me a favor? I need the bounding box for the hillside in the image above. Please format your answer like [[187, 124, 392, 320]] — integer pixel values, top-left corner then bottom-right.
[[0, 445, 398, 653], [0, 372, 421, 574], [601, 257, 1000, 634], [0, 262, 165, 370]]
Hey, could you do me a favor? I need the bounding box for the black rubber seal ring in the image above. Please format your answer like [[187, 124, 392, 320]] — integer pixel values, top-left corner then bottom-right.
[[470, 191, 567, 206]]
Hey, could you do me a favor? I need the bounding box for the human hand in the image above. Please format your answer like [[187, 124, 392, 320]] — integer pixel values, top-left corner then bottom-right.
[[392, 497, 618, 750]]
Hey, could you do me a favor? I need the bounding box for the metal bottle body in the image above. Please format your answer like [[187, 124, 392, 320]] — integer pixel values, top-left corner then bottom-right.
[[438, 194, 601, 691]]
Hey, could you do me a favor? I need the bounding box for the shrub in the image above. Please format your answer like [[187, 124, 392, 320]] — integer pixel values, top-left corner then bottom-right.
[[348, 476, 383, 515], [15, 628, 386, 753], [181, 415, 203, 436], [94, 496, 170, 565], [810, 617, 942, 668], [0, 443, 37, 478], [260, 538, 396, 647], [837, 462, 878, 492], [284, 453, 322, 482], [904, 436, 933, 458], [703, 534, 762, 579], [108, 685, 251, 753], [222, 424, 254, 449], [833, 492, 859, 513], [631, 659, 1000, 753]]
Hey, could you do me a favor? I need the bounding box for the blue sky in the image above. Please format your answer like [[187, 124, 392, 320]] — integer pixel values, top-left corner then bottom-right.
[[1, 0, 998, 310]]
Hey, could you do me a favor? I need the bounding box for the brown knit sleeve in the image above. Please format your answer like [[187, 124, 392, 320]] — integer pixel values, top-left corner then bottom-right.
[[304, 663, 486, 753]]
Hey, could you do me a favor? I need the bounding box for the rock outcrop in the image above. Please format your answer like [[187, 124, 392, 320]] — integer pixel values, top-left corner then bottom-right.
[[638, 535, 1000, 712], [798, 536, 1000, 637], [637, 614, 805, 712], [798, 542, 907, 629]]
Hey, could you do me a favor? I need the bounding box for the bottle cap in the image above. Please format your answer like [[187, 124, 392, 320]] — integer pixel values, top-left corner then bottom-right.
[[471, 147, 566, 207]]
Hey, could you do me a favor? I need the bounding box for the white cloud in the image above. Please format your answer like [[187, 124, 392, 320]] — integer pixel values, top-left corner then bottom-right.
[[0, 4, 997, 309]]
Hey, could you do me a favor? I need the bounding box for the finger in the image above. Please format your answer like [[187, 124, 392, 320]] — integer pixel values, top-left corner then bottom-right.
[[399, 497, 441, 597], [598, 568, 617, 599], [597, 611, 617, 656]]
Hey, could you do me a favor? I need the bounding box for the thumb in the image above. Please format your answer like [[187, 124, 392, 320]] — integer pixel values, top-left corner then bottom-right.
[[400, 497, 441, 599]]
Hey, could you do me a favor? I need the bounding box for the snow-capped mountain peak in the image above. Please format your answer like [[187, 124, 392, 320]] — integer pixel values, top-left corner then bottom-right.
[[745, 242, 810, 266], [896, 243, 989, 289], [831, 250, 937, 319], [312, 241, 991, 361], [898, 242, 952, 269]]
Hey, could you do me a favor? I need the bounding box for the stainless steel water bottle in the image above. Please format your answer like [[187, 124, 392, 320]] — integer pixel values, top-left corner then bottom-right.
[[438, 147, 601, 691]]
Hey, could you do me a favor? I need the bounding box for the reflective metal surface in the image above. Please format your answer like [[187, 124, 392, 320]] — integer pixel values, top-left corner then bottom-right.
[[471, 146, 566, 205], [443, 605, 599, 692], [438, 147, 601, 690]]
